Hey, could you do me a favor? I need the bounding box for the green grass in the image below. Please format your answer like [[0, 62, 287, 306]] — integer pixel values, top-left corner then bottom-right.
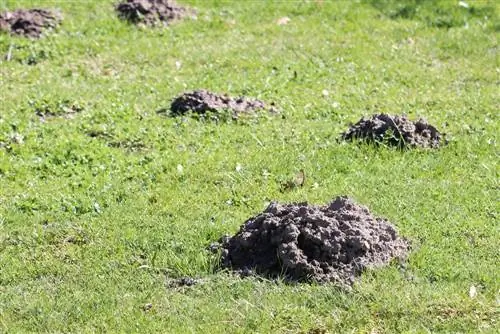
[[0, 0, 498, 332]]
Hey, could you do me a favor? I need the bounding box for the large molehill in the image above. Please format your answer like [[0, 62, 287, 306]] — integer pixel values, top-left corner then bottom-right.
[[218, 196, 409, 286]]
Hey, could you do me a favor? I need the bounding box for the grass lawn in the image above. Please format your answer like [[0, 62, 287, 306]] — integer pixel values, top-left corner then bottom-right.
[[0, 0, 498, 332]]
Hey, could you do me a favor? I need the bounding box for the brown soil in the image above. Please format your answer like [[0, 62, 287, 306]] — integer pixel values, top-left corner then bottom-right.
[[342, 114, 443, 148], [170, 89, 275, 118], [116, 0, 194, 26], [218, 196, 409, 286], [0, 9, 61, 38]]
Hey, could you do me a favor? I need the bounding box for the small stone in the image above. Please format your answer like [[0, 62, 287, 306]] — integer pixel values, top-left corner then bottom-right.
[[276, 17, 291, 25], [469, 285, 477, 298], [176, 164, 184, 175]]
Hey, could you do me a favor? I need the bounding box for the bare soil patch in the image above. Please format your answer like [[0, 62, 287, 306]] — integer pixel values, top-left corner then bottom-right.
[[218, 196, 409, 286], [0, 9, 61, 38], [342, 114, 443, 148], [116, 0, 195, 26]]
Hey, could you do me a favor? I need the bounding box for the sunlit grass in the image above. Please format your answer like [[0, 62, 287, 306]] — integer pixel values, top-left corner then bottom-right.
[[0, 0, 498, 332]]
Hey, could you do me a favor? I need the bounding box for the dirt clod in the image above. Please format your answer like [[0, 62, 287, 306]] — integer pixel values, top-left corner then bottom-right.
[[219, 196, 409, 285], [116, 0, 194, 26], [30, 99, 84, 120], [167, 277, 199, 288], [0, 9, 61, 38], [342, 114, 443, 148], [170, 89, 275, 118]]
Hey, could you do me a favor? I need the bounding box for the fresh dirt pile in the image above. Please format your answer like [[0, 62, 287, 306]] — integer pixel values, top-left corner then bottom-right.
[[218, 196, 409, 286], [115, 0, 194, 26], [342, 114, 443, 148], [170, 89, 275, 118], [0, 9, 61, 38]]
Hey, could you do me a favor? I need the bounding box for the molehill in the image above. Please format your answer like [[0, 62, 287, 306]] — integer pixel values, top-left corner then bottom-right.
[[218, 196, 409, 286], [170, 89, 275, 118], [0, 9, 61, 38], [342, 113, 443, 148], [115, 0, 194, 26]]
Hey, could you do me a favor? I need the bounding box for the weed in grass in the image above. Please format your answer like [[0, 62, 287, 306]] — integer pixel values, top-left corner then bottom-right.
[[28, 97, 85, 120], [1, 40, 53, 64]]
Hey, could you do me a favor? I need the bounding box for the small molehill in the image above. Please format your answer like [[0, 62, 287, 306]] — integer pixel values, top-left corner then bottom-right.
[[169, 89, 276, 119], [218, 197, 409, 286], [0, 9, 61, 38], [115, 0, 195, 26], [342, 114, 443, 148]]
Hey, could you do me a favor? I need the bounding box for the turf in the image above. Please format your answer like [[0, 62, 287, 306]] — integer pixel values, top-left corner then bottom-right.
[[0, 0, 498, 332]]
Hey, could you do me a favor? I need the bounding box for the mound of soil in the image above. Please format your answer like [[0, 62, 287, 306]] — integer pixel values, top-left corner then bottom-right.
[[170, 89, 274, 118], [116, 0, 194, 26], [342, 114, 442, 148], [219, 196, 409, 285], [0, 9, 61, 38]]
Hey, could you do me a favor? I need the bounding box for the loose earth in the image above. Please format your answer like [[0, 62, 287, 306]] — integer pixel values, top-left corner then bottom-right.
[[170, 89, 275, 118], [219, 196, 409, 286], [116, 0, 194, 26], [0, 8, 61, 38], [342, 113, 443, 148]]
